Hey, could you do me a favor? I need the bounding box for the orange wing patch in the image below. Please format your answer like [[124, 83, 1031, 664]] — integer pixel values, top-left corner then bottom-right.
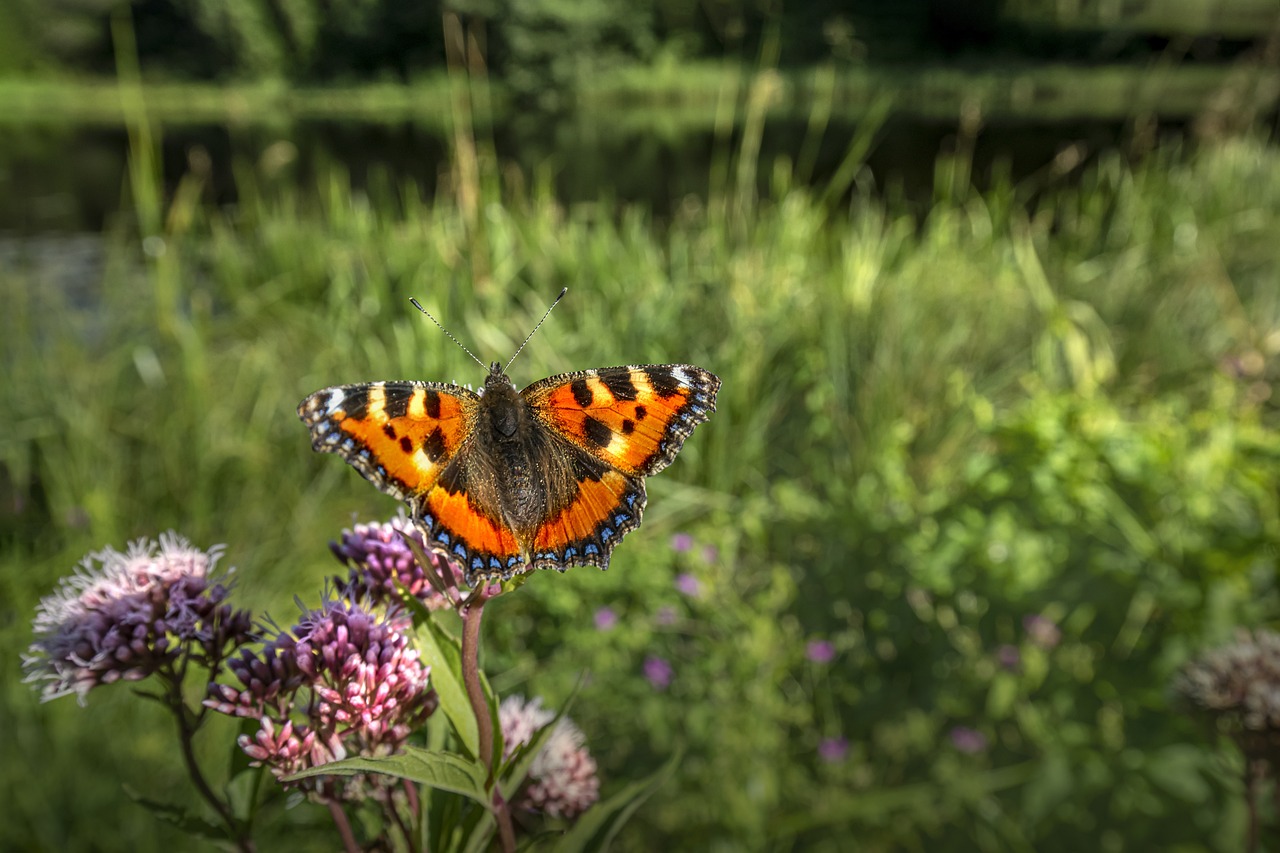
[[298, 382, 476, 500], [524, 365, 720, 477], [420, 485, 525, 576], [530, 467, 646, 570]]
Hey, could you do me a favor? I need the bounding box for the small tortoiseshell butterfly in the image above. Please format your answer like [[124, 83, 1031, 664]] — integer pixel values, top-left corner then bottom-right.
[[298, 294, 720, 585]]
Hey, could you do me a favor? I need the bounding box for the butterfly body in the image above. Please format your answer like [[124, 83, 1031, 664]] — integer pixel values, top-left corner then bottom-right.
[[300, 362, 720, 584]]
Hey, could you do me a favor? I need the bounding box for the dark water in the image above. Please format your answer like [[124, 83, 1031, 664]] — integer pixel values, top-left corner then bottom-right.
[[0, 114, 1174, 235]]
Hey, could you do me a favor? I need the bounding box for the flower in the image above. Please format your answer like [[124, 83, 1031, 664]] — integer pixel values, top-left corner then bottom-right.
[[701, 545, 719, 563], [654, 605, 678, 626], [24, 533, 253, 703], [593, 607, 618, 631], [818, 736, 849, 762], [949, 726, 989, 754], [500, 696, 600, 820], [331, 515, 462, 609], [996, 644, 1021, 670], [1023, 614, 1062, 649], [675, 573, 701, 597], [1174, 629, 1280, 758], [671, 533, 694, 553], [643, 656, 673, 690], [206, 596, 437, 797], [806, 640, 836, 663]]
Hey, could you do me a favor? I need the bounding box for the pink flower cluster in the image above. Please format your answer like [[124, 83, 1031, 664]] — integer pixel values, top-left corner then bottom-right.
[[24, 533, 253, 703], [331, 515, 463, 610], [499, 695, 600, 820], [206, 597, 437, 797]]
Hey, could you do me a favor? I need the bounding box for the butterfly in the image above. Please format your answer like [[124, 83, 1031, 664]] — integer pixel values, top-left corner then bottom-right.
[[299, 317, 720, 585]]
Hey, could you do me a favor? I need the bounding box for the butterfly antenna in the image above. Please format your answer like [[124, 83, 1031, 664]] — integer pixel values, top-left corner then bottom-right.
[[504, 287, 567, 373], [409, 298, 486, 370]]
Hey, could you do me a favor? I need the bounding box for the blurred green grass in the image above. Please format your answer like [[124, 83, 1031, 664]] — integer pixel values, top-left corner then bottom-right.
[[3, 116, 1280, 849]]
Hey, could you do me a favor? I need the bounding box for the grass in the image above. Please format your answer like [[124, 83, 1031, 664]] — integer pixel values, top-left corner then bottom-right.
[[2, 102, 1280, 849]]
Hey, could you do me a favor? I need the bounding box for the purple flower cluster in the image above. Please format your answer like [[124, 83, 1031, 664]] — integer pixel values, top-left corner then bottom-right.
[[499, 696, 600, 820], [206, 597, 437, 796], [331, 515, 463, 609], [24, 533, 253, 703]]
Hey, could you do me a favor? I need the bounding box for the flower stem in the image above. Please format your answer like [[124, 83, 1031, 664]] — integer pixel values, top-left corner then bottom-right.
[[328, 801, 361, 853], [166, 671, 255, 853], [460, 587, 516, 853]]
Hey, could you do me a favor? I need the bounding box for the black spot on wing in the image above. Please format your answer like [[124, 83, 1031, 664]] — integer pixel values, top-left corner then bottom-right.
[[384, 391, 410, 420], [423, 427, 448, 462], [383, 423, 398, 440], [601, 371, 638, 401], [424, 389, 442, 419], [621, 418, 635, 435], [644, 367, 681, 399], [583, 416, 612, 448], [571, 378, 593, 407], [635, 405, 648, 421], [399, 436, 413, 454]]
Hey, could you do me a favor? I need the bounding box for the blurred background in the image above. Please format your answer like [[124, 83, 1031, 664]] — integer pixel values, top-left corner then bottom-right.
[[3, 0, 1280, 850]]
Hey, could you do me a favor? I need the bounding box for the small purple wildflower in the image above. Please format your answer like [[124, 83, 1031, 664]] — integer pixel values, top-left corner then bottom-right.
[[1023, 614, 1062, 649], [996, 644, 1021, 670], [818, 736, 849, 763], [206, 596, 437, 798], [654, 605, 678, 626], [24, 533, 253, 704], [671, 533, 694, 553], [806, 640, 836, 664], [949, 726, 989, 754], [675, 573, 701, 597], [643, 656, 673, 690], [594, 607, 618, 631], [331, 515, 462, 610], [701, 545, 719, 563], [500, 695, 600, 820]]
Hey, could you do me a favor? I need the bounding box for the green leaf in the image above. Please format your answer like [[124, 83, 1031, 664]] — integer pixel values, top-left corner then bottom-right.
[[287, 747, 491, 808], [553, 748, 681, 853], [418, 618, 480, 758]]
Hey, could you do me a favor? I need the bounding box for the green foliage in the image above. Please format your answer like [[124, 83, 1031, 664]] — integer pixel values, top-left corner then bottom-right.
[[3, 125, 1280, 851]]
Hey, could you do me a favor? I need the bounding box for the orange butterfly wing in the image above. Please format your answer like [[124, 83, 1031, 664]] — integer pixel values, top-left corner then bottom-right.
[[298, 381, 524, 575], [521, 365, 720, 570]]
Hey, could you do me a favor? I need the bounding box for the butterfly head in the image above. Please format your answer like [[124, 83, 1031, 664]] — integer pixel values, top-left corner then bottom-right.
[[485, 362, 516, 392]]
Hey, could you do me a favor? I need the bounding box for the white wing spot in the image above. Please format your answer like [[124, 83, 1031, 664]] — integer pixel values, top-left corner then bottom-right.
[[325, 389, 346, 414]]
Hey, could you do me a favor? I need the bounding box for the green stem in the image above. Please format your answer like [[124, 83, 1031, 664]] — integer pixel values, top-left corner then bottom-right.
[[460, 587, 516, 853]]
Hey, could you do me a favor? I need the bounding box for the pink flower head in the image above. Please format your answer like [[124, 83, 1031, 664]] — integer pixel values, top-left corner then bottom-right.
[[1023, 614, 1062, 649], [594, 607, 618, 631], [675, 573, 701, 597], [818, 736, 849, 763], [949, 726, 989, 754], [500, 696, 600, 820], [643, 656, 673, 690], [671, 533, 694, 553], [331, 515, 462, 609], [207, 596, 437, 796], [24, 533, 253, 703], [806, 640, 836, 663]]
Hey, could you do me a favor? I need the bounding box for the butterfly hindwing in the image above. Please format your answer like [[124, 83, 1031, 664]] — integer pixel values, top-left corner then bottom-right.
[[527, 446, 647, 571], [297, 381, 478, 501], [521, 364, 720, 477]]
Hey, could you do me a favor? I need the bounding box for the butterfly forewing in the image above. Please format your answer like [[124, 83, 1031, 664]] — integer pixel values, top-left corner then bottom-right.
[[521, 364, 720, 477], [297, 381, 478, 501]]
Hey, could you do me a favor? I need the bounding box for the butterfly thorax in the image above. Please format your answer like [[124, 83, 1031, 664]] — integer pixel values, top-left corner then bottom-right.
[[473, 365, 548, 530]]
